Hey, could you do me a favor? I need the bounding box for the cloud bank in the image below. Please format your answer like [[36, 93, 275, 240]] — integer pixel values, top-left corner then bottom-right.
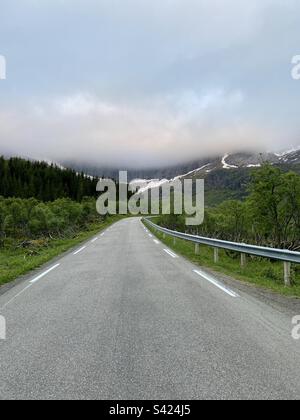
[[0, 0, 299, 167], [0, 91, 283, 168]]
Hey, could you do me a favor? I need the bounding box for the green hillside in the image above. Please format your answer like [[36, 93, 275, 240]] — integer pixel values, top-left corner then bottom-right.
[[201, 164, 300, 207]]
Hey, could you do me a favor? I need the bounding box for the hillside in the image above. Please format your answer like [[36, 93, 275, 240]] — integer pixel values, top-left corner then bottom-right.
[[2, 149, 300, 206], [128, 150, 300, 206], [62, 148, 300, 181]]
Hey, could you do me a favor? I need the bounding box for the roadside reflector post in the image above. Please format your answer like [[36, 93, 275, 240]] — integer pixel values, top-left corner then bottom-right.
[[163, 233, 166, 239], [241, 253, 247, 268], [214, 248, 219, 264], [195, 243, 200, 255], [173, 237, 176, 245], [284, 261, 292, 287]]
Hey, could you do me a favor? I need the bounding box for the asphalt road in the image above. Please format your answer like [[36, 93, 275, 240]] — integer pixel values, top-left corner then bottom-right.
[[0, 218, 300, 400]]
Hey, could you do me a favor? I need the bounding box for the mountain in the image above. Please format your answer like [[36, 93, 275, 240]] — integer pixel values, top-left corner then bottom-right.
[[60, 158, 216, 181], [1, 148, 299, 206], [126, 149, 300, 206], [277, 148, 300, 165], [62, 148, 300, 181]]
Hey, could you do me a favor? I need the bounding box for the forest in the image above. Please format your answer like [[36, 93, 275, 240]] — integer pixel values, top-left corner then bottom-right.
[[1, 157, 300, 253], [0, 156, 98, 201], [159, 164, 300, 251], [0, 157, 104, 250]]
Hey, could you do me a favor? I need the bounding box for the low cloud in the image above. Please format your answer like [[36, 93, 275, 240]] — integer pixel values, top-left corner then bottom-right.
[[0, 0, 299, 167], [0, 91, 284, 168]]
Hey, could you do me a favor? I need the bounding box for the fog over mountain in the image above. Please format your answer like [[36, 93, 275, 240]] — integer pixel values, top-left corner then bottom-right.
[[0, 1, 299, 167], [63, 148, 300, 181]]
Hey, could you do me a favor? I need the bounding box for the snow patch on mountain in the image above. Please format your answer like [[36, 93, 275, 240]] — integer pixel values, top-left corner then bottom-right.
[[130, 178, 169, 194], [129, 149, 300, 195], [129, 163, 215, 195], [222, 154, 238, 169], [275, 145, 300, 157]]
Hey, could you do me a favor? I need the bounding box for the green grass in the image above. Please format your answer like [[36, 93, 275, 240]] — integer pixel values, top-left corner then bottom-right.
[[0, 216, 123, 287], [146, 223, 300, 298]]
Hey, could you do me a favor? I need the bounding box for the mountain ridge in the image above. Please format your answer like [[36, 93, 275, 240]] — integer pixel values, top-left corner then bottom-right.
[[1, 149, 300, 206], [126, 149, 300, 206], [62, 148, 300, 182]]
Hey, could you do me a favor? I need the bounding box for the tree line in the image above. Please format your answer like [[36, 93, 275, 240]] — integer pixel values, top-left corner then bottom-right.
[[159, 165, 300, 251], [0, 156, 98, 201]]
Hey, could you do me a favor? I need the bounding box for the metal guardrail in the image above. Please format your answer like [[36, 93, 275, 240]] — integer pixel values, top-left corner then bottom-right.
[[143, 218, 300, 286]]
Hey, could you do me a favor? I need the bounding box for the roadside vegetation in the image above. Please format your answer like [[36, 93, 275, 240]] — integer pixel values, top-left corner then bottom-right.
[[148, 229, 300, 297], [151, 164, 300, 296], [0, 216, 120, 287], [160, 164, 300, 251], [0, 196, 122, 286], [0, 157, 134, 286]]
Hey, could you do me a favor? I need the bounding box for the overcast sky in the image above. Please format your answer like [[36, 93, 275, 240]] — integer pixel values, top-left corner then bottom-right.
[[0, 0, 299, 168]]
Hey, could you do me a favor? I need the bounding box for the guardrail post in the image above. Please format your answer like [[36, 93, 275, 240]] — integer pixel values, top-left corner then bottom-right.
[[284, 262, 291, 287], [145, 220, 300, 278], [241, 253, 247, 268], [214, 248, 219, 264]]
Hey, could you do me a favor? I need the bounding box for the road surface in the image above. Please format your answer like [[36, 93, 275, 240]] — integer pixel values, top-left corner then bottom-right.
[[0, 218, 300, 400]]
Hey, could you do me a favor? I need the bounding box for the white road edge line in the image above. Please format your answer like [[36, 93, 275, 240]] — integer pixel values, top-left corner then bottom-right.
[[193, 269, 239, 298], [30, 264, 60, 284], [73, 246, 87, 256], [163, 249, 178, 258], [149, 234, 153, 238], [153, 239, 160, 245], [0, 284, 33, 310], [91, 237, 98, 243]]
